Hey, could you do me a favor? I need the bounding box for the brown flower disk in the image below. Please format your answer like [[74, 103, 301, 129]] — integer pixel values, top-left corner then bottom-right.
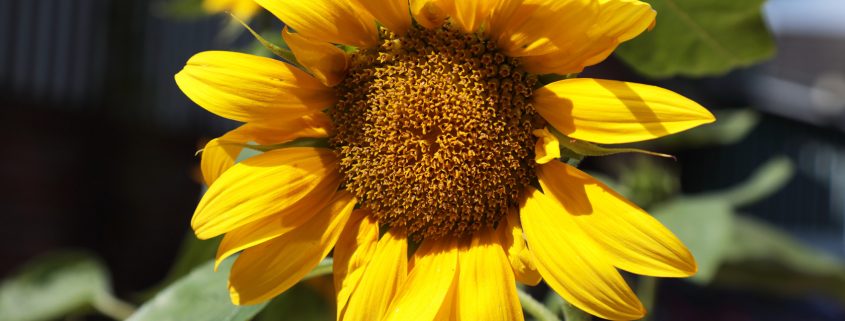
[[330, 24, 540, 240]]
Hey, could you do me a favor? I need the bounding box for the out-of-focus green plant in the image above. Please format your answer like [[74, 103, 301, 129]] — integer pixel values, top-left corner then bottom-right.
[[615, 0, 775, 78], [128, 258, 268, 321], [619, 154, 845, 312], [0, 251, 134, 321], [651, 157, 796, 284]]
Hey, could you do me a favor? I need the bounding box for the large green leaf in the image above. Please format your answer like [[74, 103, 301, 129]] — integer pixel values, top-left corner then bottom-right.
[[712, 216, 845, 301], [651, 197, 735, 284], [724, 216, 845, 277], [0, 251, 127, 321], [127, 259, 267, 321], [703, 156, 794, 208], [615, 0, 775, 78]]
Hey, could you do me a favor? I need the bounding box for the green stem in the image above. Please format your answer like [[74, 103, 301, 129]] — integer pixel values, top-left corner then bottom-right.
[[517, 288, 561, 321], [93, 293, 137, 320], [544, 292, 566, 317]]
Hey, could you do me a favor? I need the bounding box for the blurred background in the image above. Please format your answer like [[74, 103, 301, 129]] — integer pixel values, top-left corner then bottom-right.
[[1, 0, 844, 320]]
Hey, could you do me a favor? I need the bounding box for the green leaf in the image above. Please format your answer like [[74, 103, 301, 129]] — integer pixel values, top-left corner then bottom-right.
[[0, 251, 128, 321], [127, 259, 267, 321], [130, 258, 335, 321], [724, 216, 845, 277], [703, 156, 794, 208], [712, 216, 845, 301], [651, 197, 735, 285], [615, 0, 775, 78], [139, 234, 221, 300]]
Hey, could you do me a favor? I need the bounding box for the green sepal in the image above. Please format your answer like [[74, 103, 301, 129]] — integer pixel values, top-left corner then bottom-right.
[[229, 13, 297, 63], [549, 128, 674, 159]]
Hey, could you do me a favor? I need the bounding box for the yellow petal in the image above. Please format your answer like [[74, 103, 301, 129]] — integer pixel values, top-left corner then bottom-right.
[[456, 229, 524, 321], [486, 0, 525, 39], [202, 0, 233, 13], [255, 0, 378, 47], [495, 0, 599, 57], [520, 187, 645, 321], [534, 78, 715, 144], [192, 147, 340, 239], [520, 0, 656, 74], [202, 0, 261, 20], [200, 114, 333, 186], [227, 190, 355, 305], [283, 28, 349, 87], [230, 0, 262, 20], [343, 229, 408, 321], [175, 51, 334, 124], [496, 208, 541, 285], [349, 0, 412, 35], [384, 239, 458, 321], [433, 277, 458, 321], [201, 129, 251, 187], [410, 0, 454, 29], [537, 161, 697, 277], [451, 0, 495, 33], [532, 128, 561, 165], [215, 191, 356, 270], [333, 209, 379, 320]]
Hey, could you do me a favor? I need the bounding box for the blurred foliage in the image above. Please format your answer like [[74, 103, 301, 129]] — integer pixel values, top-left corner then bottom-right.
[[615, 0, 775, 78], [643, 109, 761, 150], [617, 156, 680, 208], [127, 258, 267, 321], [633, 154, 845, 305], [715, 216, 845, 301], [254, 281, 334, 321], [128, 257, 335, 321], [653, 196, 735, 284], [650, 156, 795, 284], [0, 251, 132, 321], [154, 0, 206, 20], [155, 233, 221, 290]]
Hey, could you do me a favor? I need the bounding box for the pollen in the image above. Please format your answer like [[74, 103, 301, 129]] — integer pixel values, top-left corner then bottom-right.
[[330, 24, 540, 240]]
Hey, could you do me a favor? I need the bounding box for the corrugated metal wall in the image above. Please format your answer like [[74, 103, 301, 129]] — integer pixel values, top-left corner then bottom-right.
[[0, 0, 238, 133]]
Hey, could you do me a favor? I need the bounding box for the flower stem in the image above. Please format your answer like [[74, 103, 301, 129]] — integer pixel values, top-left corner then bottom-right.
[[93, 292, 137, 320], [517, 288, 561, 321]]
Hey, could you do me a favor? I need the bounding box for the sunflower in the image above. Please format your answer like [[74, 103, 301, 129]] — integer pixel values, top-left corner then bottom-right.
[[175, 0, 714, 320], [202, 0, 261, 20]]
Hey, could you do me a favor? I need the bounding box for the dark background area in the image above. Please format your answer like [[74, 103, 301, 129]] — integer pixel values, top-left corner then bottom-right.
[[1, 0, 844, 320]]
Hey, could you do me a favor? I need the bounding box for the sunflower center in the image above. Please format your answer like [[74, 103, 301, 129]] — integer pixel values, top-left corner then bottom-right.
[[330, 25, 539, 240]]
